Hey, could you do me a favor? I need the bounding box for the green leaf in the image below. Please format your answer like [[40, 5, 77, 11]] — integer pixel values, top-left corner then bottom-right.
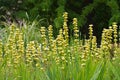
[[108, 61, 120, 80], [90, 61, 105, 80]]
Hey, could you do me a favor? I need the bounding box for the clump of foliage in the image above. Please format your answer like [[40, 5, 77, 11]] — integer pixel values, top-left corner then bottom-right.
[[0, 0, 120, 43], [0, 0, 120, 27]]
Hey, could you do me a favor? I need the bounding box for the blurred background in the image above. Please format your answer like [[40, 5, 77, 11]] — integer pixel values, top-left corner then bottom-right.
[[0, 0, 120, 44]]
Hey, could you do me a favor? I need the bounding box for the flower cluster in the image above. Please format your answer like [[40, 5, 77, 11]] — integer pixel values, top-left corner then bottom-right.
[[63, 12, 69, 46], [73, 18, 79, 44]]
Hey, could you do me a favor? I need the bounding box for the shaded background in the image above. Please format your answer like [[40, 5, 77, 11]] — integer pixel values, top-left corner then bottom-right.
[[0, 0, 120, 44]]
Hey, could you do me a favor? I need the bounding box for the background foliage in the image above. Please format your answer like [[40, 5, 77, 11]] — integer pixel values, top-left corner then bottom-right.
[[0, 0, 120, 43]]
